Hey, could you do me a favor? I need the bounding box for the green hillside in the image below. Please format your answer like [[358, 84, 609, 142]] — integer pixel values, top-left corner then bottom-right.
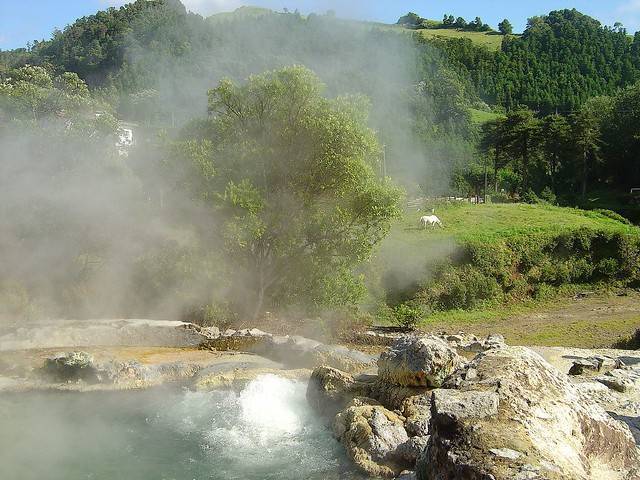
[[208, 6, 273, 23], [415, 27, 505, 51], [368, 203, 640, 333]]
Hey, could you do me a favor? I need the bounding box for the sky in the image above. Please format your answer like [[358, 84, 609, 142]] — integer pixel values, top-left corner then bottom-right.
[[0, 0, 637, 50]]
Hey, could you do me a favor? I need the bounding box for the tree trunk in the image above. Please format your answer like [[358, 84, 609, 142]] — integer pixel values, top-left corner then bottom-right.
[[252, 264, 266, 321], [581, 150, 588, 198], [494, 149, 500, 193], [522, 133, 530, 191]]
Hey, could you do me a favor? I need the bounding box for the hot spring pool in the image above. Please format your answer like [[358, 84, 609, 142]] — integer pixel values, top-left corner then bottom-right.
[[0, 375, 365, 480]]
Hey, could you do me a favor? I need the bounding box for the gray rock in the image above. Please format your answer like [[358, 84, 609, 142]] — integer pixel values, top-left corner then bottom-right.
[[401, 394, 432, 437], [592, 355, 623, 372], [2, 319, 207, 351], [462, 340, 486, 353], [568, 358, 600, 376], [378, 335, 463, 388], [596, 368, 640, 393], [417, 346, 640, 480], [253, 335, 375, 374], [431, 389, 499, 422], [485, 333, 505, 348], [396, 435, 429, 463], [313, 343, 376, 373], [43, 351, 99, 383], [396, 471, 417, 480], [306, 366, 360, 418], [334, 403, 410, 478], [489, 448, 522, 460]]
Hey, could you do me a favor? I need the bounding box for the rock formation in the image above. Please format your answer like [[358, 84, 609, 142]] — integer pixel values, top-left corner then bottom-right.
[[420, 346, 640, 480], [307, 335, 640, 480], [333, 399, 410, 478], [378, 335, 464, 388]]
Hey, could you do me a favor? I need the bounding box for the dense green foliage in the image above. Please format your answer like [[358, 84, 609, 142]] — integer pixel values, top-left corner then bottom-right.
[[420, 228, 640, 311], [173, 67, 402, 318], [409, 9, 640, 113], [479, 83, 640, 212]]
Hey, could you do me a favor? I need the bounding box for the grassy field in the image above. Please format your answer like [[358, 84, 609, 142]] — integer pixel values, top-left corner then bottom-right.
[[369, 202, 640, 348], [420, 289, 640, 348], [470, 108, 504, 125], [416, 28, 505, 51], [394, 202, 638, 244]]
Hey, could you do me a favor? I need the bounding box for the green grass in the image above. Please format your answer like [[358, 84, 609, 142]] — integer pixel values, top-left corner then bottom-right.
[[208, 6, 273, 22], [395, 202, 638, 245], [367, 203, 640, 348], [416, 28, 505, 51], [375, 24, 506, 51], [470, 108, 504, 125]]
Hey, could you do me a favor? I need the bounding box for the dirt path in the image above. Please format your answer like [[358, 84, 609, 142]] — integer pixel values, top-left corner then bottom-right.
[[422, 290, 640, 348]]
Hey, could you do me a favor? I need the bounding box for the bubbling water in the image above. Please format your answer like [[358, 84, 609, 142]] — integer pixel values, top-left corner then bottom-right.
[[239, 375, 304, 435], [0, 375, 363, 480]]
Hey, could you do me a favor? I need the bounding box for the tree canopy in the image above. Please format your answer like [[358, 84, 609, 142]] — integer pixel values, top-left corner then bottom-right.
[[173, 66, 402, 317]]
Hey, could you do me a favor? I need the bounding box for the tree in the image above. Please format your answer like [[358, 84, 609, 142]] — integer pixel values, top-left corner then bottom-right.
[[479, 118, 510, 192], [178, 66, 402, 318], [397, 12, 422, 26], [470, 17, 484, 31], [443, 14, 454, 27], [540, 114, 570, 193], [501, 108, 541, 192], [571, 98, 606, 197], [454, 17, 467, 29], [498, 19, 513, 35], [604, 84, 640, 187]]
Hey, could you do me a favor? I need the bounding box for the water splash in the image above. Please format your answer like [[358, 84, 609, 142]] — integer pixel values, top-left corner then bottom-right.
[[0, 377, 362, 480], [239, 374, 304, 437]]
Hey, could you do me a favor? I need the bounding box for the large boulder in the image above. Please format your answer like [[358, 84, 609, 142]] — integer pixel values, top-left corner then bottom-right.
[[417, 346, 640, 480], [306, 366, 362, 418], [378, 335, 463, 388], [42, 351, 99, 383], [333, 401, 411, 478]]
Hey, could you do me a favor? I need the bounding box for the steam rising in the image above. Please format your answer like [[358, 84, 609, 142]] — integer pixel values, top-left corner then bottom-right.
[[0, 376, 357, 479], [0, 4, 460, 323]]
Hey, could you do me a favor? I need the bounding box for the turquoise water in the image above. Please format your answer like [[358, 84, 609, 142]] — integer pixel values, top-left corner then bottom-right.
[[0, 375, 363, 480]]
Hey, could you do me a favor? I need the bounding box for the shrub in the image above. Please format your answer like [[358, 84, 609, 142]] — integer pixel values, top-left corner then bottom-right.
[[490, 192, 513, 204], [181, 302, 237, 329], [533, 283, 555, 300], [428, 264, 502, 310], [613, 329, 640, 349], [404, 228, 640, 318], [592, 209, 633, 226], [393, 302, 424, 330], [539, 187, 557, 205], [521, 189, 541, 204]]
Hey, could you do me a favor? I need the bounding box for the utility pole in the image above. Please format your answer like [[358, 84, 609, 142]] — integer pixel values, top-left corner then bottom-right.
[[484, 157, 488, 204]]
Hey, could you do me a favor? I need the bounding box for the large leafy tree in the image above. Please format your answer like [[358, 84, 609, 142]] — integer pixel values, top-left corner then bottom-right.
[[175, 66, 401, 318]]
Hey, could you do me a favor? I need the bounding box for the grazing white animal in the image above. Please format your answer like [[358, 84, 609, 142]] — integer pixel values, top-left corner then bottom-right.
[[420, 214, 443, 229]]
